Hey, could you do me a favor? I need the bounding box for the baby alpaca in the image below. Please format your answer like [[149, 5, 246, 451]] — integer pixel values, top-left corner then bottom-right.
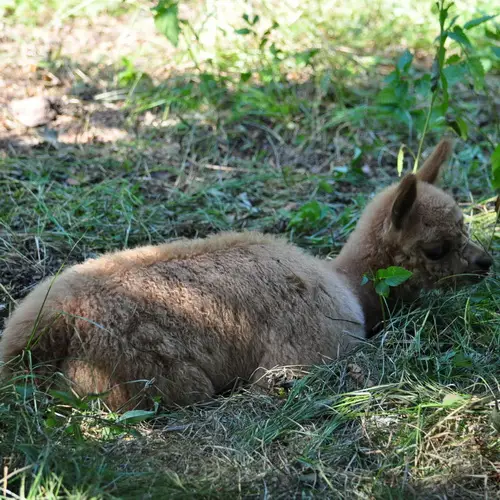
[[0, 139, 493, 410]]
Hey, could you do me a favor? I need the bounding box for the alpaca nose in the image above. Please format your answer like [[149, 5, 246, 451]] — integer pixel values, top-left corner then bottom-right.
[[474, 254, 493, 271]]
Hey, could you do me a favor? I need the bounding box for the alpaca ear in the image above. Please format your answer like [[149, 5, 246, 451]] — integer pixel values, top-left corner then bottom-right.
[[416, 138, 454, 184], [391, 173, 417, 230]]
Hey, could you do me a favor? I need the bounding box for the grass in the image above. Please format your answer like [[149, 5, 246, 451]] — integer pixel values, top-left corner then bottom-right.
[[0, 0, 499, 498]]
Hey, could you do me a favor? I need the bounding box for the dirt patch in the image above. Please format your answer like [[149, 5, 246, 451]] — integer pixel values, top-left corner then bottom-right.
[[0, 10, 180, 150]]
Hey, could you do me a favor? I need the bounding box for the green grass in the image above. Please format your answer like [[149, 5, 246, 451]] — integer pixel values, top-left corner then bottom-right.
[[0, 0, 499, 498]]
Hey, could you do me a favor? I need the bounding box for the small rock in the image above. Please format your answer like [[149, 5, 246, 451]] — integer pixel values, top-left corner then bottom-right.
[[8, 96, 60, 128]]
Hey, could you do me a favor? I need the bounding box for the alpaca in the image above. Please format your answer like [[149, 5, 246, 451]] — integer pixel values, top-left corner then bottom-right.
[[0, 139, 493, 410]]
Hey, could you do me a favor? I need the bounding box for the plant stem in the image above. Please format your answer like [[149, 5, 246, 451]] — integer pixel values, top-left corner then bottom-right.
[[413, 92, 437, 173], [414, 0, 447, 173]]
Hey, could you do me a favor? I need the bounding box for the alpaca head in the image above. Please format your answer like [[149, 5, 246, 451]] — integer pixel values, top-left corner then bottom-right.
[[339, 138, 493, 298]]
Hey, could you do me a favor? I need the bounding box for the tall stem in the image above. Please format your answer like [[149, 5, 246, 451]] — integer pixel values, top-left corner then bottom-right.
[[414, 92, 438, 173], [414, 0, 447, 172]]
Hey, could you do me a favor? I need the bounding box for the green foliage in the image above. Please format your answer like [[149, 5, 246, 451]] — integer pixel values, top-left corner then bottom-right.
[[117, 57, 153, 90], [374, 1, 497, 174], [116, 409, 157, 425], [376, 49, 417, 125], [152, 0, 181, 47], [288, 200, 331, 233], [362, 266, 413, 298]]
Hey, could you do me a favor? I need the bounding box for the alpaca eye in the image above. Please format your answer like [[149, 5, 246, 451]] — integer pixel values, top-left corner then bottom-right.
[[423, 241, 451, 260]]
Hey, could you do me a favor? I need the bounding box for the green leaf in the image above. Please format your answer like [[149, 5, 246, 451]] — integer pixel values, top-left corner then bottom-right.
[[396, 50, 413, 73], [116, 409, 156, 425], [397, 144, 405, 177], [65, 423, 84, 441], [49, 389, 88, 410], [45, 414, 60, 429], [288, 200, 327, 229], [153, 1, 180, 47], [492, 144, 500, 190], [375, 281, 390, 297], [485, 27, 500, 41], [17, 444, 43, 462], [439, 2, 450, 29], [360, 275, 370, 286], [15, 385, 35, 398], [318, 180, 333, 193], [447, 26, 472, 49], [492, 47, 500, 59], [443, 62, 467, 86], [240, 71, 252, 82], [294, 48, 320, 66], [452, 350, 473, 368], [376, 266, 413, 286], [243, 14, 259, 26], [447, 116, 468, 140], [455, 116, 468, 139], [351, 147, 363, 167], [415, 74, 431, 96], [376, 86, 398, 106], [446, 14, 460, 30], [445, 54, 461, 65], [235, 28, 252, 35], [463, 15, 496, 30]]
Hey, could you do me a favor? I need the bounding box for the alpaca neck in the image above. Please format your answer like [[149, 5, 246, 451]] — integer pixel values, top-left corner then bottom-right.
[[332, 232, 394, 334]]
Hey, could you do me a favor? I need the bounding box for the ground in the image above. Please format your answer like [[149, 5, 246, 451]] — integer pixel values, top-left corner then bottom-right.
[[0, 1, 499, 498]]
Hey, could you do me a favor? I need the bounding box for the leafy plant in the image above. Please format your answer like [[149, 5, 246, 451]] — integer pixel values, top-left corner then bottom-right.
[[235, 14, 280, 55], [152, 0, 181, 47], [117, 57, 153, 89], [377, 1, 497, 171], [116, 408, 157, 425], [362, 266, 413, 325], [361, 266, 413, 298], [375, 49, 417, 127], [287, 200, 331, 233]]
